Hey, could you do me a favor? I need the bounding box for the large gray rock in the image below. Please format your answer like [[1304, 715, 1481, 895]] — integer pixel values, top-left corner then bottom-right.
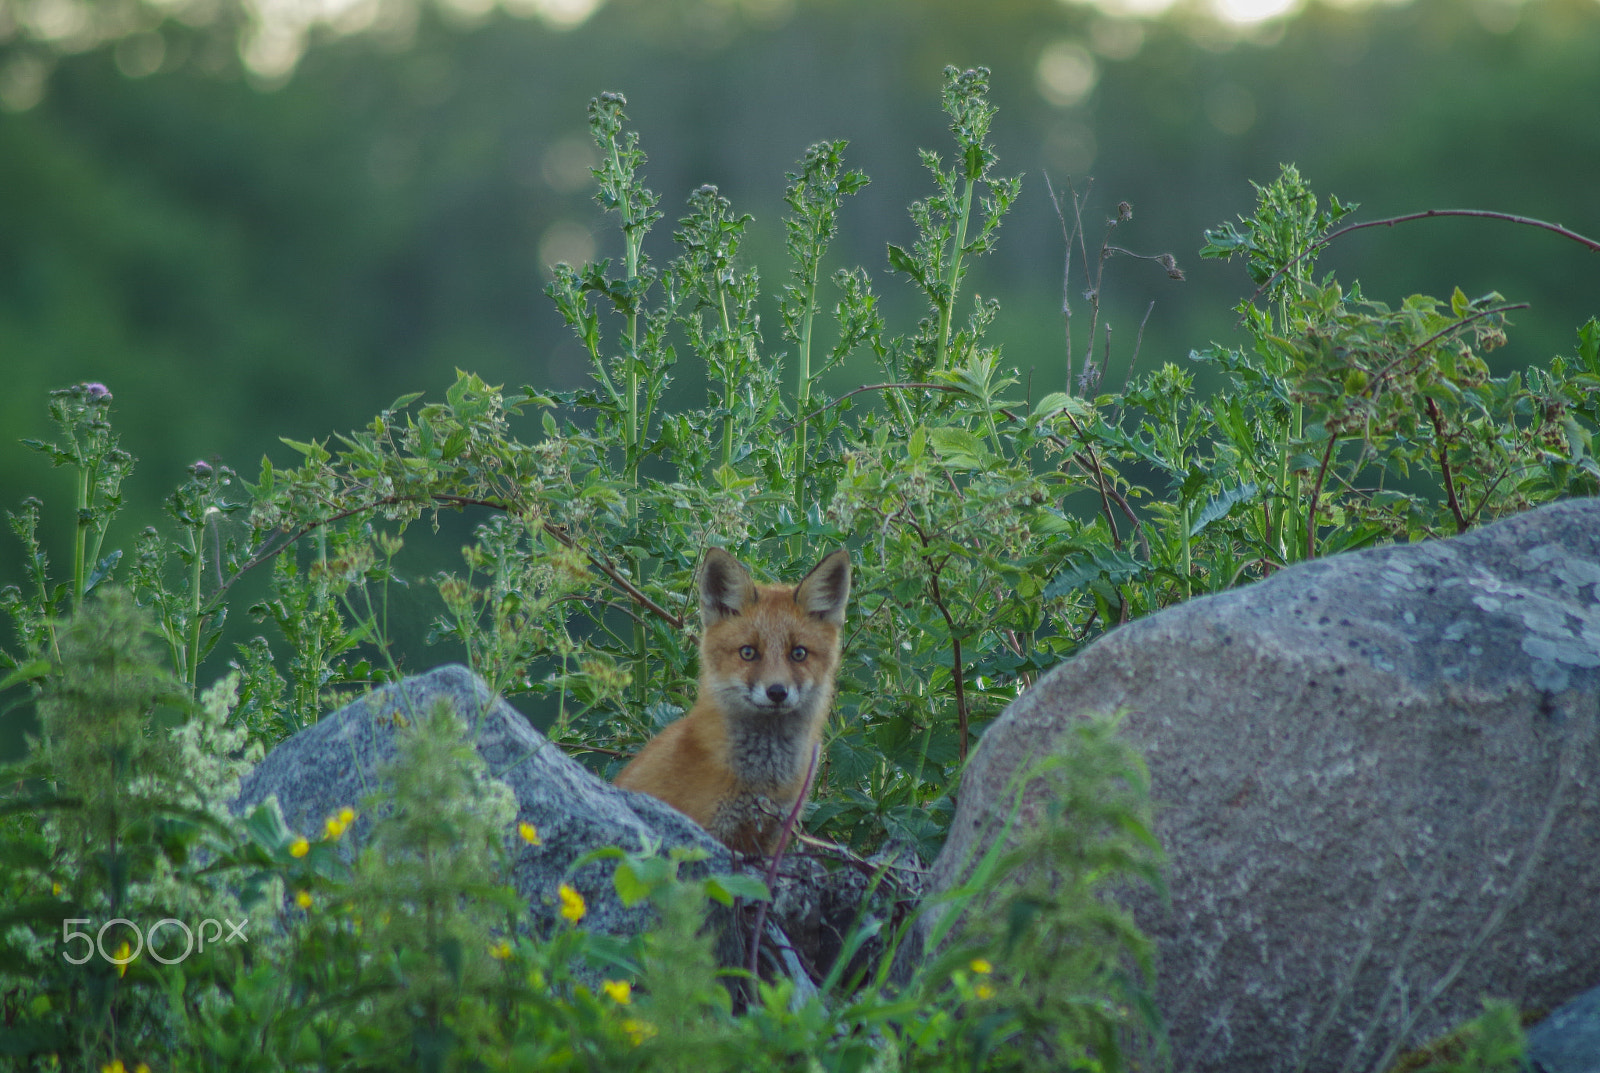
[[1529, 983, 1600, 1073], [233, 665, 732, 941], [230, 665, 893, 989], [929, 498, 1600, 1073]]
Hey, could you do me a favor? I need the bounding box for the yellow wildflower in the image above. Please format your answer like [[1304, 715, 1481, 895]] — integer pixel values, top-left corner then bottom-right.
[[101, 1062, 126, 1073], [295, 890, 313, 910], [323, 807, 357, 839], [136, 1065, 150, 1073], [112, 941, 131, 978], [975, 983, 995, 1000], [289, 837, 310, 858], [620, 1018, 656, 1046], [969, 958, 992, 975], [490, 940, 513, 960], [518, 821, 541, 845], [602, 979, 632, 1004], [558, 883, 585, 924]]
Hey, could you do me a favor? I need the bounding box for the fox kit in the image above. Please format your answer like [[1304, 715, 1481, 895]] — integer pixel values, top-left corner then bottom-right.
[[614, 548, 852, 854]]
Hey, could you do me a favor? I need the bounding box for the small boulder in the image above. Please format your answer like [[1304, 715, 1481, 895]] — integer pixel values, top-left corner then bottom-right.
[[232, 664, 729, 941], [927, 498, 1600, 1072], [231, 664, 895, 990], [1528, 983, 1600, 1073]]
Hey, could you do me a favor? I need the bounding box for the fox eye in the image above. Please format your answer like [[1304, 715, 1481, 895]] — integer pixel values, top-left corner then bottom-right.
[[739, 645, 758, 661], [790, 645, 807, 662]]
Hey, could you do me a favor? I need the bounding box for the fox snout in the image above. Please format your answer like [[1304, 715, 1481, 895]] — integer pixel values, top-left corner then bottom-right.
[[720, 673, 809, 715]]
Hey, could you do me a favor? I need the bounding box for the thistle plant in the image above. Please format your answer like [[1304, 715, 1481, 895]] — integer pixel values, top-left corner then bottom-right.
[[779, 140, 871, 518], [886, 66, 1021, 384], [2, 68, 1594, 1073]]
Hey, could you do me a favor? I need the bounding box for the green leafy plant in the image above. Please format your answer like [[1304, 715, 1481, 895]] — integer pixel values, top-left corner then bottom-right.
[[5, 66, 1594, 1072]]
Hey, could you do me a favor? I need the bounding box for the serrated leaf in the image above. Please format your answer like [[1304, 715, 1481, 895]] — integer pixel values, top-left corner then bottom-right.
[[908, 425, 926, 461], [927, 427, 989, 470], [1578, 318, 1600, 371], [1189, 483, 1259, 537], [1043, 548, 1143, 600], [885, 243, 923, 286], [85, 550, 122, 594], [1030, 392, 1071, 421], [1029, 509, 1074, 535]]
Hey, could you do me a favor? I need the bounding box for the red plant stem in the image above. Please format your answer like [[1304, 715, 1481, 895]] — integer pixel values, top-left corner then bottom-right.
[[1252, 209, 1600, 304], [1425, 396, 1470, 534], [745, 742, 822, 985], [1305, 433, 1339, 560]]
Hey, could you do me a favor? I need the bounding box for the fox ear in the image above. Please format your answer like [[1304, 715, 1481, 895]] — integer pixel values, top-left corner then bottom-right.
[[700, 548, 757, 625], [794, 549, 851, 626]]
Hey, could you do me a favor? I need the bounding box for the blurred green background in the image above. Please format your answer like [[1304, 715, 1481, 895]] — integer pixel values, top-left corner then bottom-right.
[[2, 0, 1598, 575]]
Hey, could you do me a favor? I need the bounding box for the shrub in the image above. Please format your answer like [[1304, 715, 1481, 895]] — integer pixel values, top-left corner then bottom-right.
[[5, 64, 1591, 1071]]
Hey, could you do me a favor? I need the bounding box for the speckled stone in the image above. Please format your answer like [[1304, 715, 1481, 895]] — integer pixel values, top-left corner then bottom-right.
[[1528, 983, 1600, 1073], [927, 498, 1600, 1073], [232, 665, 730, 940]]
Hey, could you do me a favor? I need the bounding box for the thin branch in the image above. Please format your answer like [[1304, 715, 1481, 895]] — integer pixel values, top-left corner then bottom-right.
[[222, 491, 683, 628], [1250, 209, 1600, 306], [1305, 433, 1339, 560], [778, 382, 959, 434], [1118, 300, 1158, 400], [1043, 171, 1080, 393], [746, 742, 822, 986], [1366, 303, 1529, 391], [929, 567, 969, 764], [1424, 397, 1469, 534]]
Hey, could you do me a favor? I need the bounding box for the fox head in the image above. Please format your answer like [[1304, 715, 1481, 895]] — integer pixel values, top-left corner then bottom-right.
[[697, 548, 851, 725]]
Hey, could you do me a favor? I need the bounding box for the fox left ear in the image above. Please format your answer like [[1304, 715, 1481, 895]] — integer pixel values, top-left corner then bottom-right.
[[794, 549, 851, 626], [701, 547, 758, 625]]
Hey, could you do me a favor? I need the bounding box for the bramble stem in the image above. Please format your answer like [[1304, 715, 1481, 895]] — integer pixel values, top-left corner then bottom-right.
[[1251, 209, 1600, 305]]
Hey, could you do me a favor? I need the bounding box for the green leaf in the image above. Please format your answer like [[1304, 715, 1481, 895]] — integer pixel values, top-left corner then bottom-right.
[[885, 243, 923, 287], [613, 861, 650, 908], [241, 801, 291, 851], [927, 427, 989, 470], [1189, 482, 1259, 537], [705, 873, 770, 905], [1044, 548, 1143, 600], [1578, 317, 1600, 372], [0, 659, 51, 691]]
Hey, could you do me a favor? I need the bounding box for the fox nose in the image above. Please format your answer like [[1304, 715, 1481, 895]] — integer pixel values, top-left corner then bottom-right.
[[766, 683, 789, 705]]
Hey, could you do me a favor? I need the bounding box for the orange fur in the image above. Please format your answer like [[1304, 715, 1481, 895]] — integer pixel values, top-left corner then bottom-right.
[[614, 548, 851, 854]]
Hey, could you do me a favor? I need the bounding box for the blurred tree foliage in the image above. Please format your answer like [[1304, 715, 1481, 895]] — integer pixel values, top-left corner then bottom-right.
[[2, 0, 1597, 583]]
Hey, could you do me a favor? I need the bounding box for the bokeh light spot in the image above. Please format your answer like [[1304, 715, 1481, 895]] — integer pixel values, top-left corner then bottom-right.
[[1036, 39, 1098, 108]]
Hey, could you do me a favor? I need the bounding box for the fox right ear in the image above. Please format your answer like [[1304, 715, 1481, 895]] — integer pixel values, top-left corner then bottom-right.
[[700, 548, 757, 625]]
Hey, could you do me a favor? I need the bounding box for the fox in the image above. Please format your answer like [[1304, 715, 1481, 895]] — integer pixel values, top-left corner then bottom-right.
[[614, 547, 852, 855]]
